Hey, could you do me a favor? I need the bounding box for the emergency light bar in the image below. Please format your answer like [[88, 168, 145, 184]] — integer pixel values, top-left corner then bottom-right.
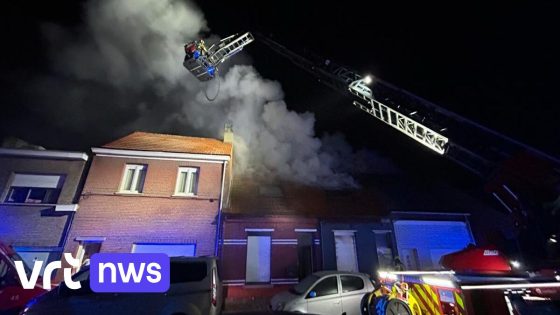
[[461, 282, 560, 290]]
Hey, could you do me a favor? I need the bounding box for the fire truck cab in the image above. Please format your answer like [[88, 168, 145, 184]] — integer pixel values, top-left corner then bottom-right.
[[0, 242, 46, 314]]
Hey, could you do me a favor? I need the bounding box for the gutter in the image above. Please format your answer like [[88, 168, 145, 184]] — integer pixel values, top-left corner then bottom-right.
[[214, 160, 228, 257]]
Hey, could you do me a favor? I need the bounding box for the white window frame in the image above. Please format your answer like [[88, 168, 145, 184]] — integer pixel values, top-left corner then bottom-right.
[[173, 167, 199, 196], [119, 164, 146, 194]]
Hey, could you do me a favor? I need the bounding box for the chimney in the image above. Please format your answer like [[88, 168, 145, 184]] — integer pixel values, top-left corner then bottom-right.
[[223, 122, 234, 144]]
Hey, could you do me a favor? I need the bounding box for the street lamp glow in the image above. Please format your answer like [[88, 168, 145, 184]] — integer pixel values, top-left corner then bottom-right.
[[363, 75, 373, 85], [550, 237, 558, 243]]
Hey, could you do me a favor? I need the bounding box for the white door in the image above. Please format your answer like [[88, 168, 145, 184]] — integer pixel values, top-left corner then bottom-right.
[[246, 235, 271, 283], [307, 276, 342, 315], [334, 231, 359, 272], [131, 243, 195, 256]]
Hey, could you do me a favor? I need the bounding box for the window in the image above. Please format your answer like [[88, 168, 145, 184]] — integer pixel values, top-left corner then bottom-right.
[[341, 275, 364, 293], [4, 174, 63, 204], [174, 167, 198, 196], [119, 164, 146, 193], [74, 240, 103, 273], [308, 276, 338, 298], [132, 243, 196, 257], [246, 235, 271, 283]]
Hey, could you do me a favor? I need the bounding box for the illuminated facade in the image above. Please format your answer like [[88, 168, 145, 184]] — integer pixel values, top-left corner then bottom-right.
[[0, 145, 88, 275], [63, 131, 232, 266]]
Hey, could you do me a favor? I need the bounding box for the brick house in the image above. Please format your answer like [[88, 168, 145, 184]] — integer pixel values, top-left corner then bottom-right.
[[220, 174, 512, 297], [221, 177, 393, 290], [64, 131, 232, 265], [0, 145, 88, 274]]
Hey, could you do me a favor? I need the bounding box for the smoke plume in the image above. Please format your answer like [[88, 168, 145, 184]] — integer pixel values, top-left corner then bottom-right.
[[26, 0, 395, 187]]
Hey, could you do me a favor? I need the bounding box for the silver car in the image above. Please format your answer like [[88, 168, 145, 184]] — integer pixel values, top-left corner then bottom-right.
[[270, 271, 374, 315]]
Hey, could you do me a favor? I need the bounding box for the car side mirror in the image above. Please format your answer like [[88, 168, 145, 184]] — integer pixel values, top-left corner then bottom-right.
[[308, 290, 317, 298]]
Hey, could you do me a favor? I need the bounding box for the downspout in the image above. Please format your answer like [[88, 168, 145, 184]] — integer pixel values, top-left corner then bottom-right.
[[214, 160, 228, 257]]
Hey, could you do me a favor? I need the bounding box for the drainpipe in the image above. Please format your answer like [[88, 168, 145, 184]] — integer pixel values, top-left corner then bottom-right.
[[214, 160, 228, 257]]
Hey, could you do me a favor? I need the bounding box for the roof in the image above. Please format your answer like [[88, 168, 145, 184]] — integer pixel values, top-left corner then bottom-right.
[[225, 176, 388, 218], [225, 174, 498, 219], [0, 148, 88, 161], [313, 271, 369, 278], [102, 131, 232, 156]]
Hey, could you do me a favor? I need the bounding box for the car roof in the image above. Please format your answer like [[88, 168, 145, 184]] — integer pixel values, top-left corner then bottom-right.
[[170, 256, 217, 262], [313, 270, 370, 278]]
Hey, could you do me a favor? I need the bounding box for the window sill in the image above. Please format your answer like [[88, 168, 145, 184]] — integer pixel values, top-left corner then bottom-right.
[[171, 194, 198, 198], [115, 191, 143, 196]]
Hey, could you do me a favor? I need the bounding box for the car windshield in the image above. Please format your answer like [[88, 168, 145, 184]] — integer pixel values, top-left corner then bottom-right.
[[6, 251, 31, 277], [292, 275, 320, 295]]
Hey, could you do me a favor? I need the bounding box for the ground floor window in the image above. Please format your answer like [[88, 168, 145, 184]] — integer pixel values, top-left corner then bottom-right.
[[13, 247, 60, 278], [131, 243, 196, 257], [74, 237, 104, 272], [245, 233, 271, 283]]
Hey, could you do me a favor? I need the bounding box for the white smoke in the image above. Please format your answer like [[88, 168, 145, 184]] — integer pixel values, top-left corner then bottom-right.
[[28, 0, 395, 187]]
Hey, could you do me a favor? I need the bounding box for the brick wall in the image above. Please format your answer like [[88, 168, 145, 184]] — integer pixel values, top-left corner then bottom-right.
[[65, 154, 227, 256], [0, 205, 69, 247], [221, 215, 320, 284]]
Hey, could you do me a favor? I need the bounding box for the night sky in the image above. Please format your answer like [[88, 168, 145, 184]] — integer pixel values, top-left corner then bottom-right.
[[1, 1, 559, 181]]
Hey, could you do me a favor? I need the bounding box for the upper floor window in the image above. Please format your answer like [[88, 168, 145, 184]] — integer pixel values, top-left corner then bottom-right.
[[5, 174, 63, 204], [119, 164, 147, 193], [174, 167, 198, 196]]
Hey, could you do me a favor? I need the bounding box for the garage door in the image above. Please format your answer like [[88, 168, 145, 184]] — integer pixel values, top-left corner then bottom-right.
[[131, 243, 196, 257], [393, 220, 474, 269]]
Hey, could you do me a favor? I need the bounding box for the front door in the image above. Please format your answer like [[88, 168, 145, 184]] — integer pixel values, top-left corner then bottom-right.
[[334, 231, 359, 272], [306, 276, 342, 315], [297, 233, 313, 280]]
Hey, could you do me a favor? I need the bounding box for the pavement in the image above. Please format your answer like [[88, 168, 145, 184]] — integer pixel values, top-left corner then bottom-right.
[[223, 284, 291, 313]]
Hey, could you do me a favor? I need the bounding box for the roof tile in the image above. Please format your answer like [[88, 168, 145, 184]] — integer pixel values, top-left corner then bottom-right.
[[102, 131, 232, 156]]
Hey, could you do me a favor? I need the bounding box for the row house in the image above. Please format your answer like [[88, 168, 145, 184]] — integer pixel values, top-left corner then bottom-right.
[[0, 143, 88, 275], [63, 131, 233, 265], [220, 174, 513, 294]]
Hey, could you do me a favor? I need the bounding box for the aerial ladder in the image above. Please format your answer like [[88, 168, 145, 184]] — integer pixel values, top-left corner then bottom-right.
[[183, 32, 560, 264], [253, 33, 560, 265]]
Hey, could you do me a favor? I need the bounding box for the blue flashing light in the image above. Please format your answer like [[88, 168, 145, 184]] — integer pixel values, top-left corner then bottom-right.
[[193, 50, 200, 60], [207, 66, 216, 77]]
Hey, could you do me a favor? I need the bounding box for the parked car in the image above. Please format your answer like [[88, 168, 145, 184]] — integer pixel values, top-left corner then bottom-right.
[[21, 256, 223, 315], [270, 271, 375, 315], [0, 242, 46, 315]]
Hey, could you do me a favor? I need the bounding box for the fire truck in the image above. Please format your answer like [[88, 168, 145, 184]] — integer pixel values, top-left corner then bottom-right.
[[368, 246, 560, 315], [0, 242, 45, 315]]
